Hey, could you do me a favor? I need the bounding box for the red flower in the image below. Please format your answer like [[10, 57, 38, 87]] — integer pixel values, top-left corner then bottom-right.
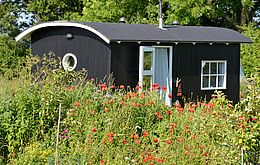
[[107, 132, 114, 142], [252, 117, 257, 121], [168, 93, 172, 98], [136, 102, 141, 107], [189, 116, 193, 121], [120, 85, 125, 89], [238, 116, 244, 120], [74, 102, 80, 106], [167, 110, 172, 116], [92, 127, 97, 132], [203, 152, 208, 157], [143, 131, 148, 137], [156, 112, 163, 119], [148, 155, 154, 160], [186, 129, 191, 133], [184, 146, 190, 151], [153, 138, 159, 143], [110, 85, 116, 89], [150, 100, 155, 105], [100, 159, 105, 165], [169, 129, 173, 133], [184, 151, 189, 155], [191, 134, 196, 139], [143, 157, 149, 163], [162, 86, 167, 91], [149, 163, 154, 165], [155, 158, 164, 163], [188, 108, 195, 113], [227, 103, 233, 108], [165, 139, 171, 144], [170, 123, 176, 129], [122, 139, 127, 145], [198, 145, 203, 149]]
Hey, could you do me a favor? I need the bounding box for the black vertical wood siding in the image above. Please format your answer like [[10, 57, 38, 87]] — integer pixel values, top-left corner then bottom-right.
[[31, 26, 111, 81], [111, 43, 139, 88], [173, 43, 240, 103]]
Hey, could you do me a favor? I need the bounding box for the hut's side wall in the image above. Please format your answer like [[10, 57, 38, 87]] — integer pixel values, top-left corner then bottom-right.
[[110, 43, 139, 88], [173, 43, 240, 103], [31, 26, 111, 80]]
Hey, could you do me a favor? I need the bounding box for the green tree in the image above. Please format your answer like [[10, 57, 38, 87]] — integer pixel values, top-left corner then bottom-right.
[[76, 0, 158, 24], [165, 0, 259, 29], [240, 24, 260, 77], [27, 0, 84, 22], [0, 36, 28, 75]]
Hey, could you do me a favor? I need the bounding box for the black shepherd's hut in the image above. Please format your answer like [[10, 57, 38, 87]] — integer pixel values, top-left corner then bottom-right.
[[16, 21, 252, 104]]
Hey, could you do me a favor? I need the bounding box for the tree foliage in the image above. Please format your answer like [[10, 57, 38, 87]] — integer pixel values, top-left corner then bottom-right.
[[165, 0, 259, 29], [240, 24, 260, 77], [0, 36, 28, 75]]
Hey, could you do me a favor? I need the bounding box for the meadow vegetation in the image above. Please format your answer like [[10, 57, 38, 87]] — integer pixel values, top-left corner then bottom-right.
[[0, 55, 259, 164]]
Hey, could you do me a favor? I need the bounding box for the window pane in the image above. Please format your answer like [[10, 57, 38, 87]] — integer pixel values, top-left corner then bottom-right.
[[202, 76, 209, 88], [211, 63, 217, 74], [210, 76, 217, 87], [218, 76, 224, 87], [218, 62, 225, 74], [203, 62, 209, 74], [143, 75, 152, 90], [144, 52, 152, 70]]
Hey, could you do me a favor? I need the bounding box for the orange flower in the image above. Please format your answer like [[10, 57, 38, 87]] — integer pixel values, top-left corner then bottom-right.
[[186, 129, 191, 133], [189, 116, 193, 121], [191, 134, 196, 139], [184, 151, 189, 155], [135, 139, 140, 144], [198, 145, 203, 149], [150, 100, 154, 105], [74, 102, 80, 106], [90, 109, 95, 114], [133, 134, 139, 139], [105, 107, 110, 112]]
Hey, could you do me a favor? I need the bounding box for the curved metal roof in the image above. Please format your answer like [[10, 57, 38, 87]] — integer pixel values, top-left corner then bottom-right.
[[16, 21, 252, 44]]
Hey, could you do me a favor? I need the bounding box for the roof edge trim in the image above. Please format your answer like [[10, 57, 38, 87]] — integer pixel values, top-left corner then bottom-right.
[[15, 22, 110, 44]]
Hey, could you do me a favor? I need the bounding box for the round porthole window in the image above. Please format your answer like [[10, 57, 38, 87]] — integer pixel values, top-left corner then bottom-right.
[[62, 53, 77, 71]]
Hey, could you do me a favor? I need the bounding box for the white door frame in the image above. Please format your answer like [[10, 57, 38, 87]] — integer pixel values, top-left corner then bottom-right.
[[139, 46, 173, 106]]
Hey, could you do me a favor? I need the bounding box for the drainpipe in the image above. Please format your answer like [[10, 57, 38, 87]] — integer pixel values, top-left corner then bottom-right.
[[158, 0, 163, 29]]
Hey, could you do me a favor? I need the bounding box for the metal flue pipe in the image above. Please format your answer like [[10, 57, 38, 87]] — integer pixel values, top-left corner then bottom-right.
[[158, 0, 163, 29]]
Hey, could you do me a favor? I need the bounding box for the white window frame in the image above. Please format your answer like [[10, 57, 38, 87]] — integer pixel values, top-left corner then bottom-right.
[[201, 60, 227, 90], [62, 53, 78, 71]]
